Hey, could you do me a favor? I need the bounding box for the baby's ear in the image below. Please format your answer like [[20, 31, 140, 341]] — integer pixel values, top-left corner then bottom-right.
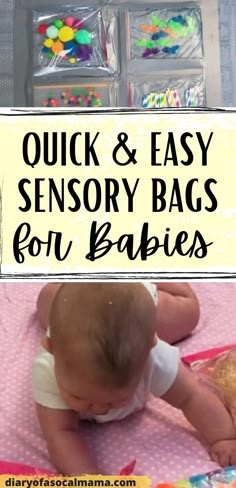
[[41, 336, 53, 353]]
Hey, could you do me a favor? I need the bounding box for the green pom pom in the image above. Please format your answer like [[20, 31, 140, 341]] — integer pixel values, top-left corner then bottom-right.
[[136, 39, 148, 47], [186, 16, 195, 33], [159, 21, 167, 28], [151, 15, 166, 28], [151, 15, 159, 26], [168, 19, 183, 32], [156, 37, 172, 47], [147, 40, 155, 48], [54, 19, 64, 29], [178, 26, 188, 38]]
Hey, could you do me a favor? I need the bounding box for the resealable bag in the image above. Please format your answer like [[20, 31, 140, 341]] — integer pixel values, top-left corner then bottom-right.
[[128, 69, 205, 107], [33, 5, 120, 77], [156, 466, 236, 488], [33, 79, 119, 107], [184, 345, 236, 425], [126, 4, 203, 61]]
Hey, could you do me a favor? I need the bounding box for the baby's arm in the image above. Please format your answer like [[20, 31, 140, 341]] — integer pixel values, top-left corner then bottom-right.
[[36, 404, 99, 475], [155, 283, 200, 343], [162, 362, 236, 466]]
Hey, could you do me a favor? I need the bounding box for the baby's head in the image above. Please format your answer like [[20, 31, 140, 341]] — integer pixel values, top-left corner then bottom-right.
[[48, 283, 157, 415]]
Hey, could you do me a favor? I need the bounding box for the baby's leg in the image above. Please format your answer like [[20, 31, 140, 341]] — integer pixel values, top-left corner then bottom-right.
[[36, 283, 62, 330], [155, 283, 200, 344]]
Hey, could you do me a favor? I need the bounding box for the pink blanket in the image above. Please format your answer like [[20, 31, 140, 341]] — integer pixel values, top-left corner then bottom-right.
[[0, 283, 235, 481]]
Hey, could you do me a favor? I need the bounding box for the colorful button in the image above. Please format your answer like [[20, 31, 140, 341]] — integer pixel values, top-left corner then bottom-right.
[[59, 88, 102, 107], [43, 97, 59, 108]]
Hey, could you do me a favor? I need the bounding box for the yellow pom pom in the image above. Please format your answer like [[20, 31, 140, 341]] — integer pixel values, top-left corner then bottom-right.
[[58, 26, 74, 43], [44, 38, 54, 48]]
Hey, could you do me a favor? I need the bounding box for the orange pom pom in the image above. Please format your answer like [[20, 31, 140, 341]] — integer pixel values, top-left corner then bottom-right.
[[140, 24, 158, 33]]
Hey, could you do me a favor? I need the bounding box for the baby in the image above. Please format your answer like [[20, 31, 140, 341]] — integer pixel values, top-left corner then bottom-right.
[[33, 282, 236, 475]]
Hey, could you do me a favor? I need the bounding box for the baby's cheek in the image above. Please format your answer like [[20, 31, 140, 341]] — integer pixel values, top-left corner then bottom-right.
[[62, 394, 89, 412], [73, 401, 90, 412]]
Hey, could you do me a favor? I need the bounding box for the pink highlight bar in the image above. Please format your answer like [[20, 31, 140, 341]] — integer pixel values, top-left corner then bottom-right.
[[0, 460, 54, 476], [182, 344, 236, 365]]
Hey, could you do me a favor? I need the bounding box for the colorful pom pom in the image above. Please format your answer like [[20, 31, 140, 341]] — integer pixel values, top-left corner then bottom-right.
[[58, 26, 74, 42], [38, 16, 94, 65], [52, 40, 64, 55], [44, 38, 54, 48], [74, 29, 91, 45], [46, 25, 58, 39], [53, 19, 64, 29], [65, 16, 74, 27], [38, 24, 47, 34]]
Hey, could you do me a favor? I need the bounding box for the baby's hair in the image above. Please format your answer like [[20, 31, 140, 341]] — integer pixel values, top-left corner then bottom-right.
[[50, 283, 157, 388]]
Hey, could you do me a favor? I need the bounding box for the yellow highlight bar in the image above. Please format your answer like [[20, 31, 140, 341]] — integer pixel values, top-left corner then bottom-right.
[[0, 475, 150, 488]]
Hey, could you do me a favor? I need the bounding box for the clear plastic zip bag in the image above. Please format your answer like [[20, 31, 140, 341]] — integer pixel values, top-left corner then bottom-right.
[[33, 80, 118, 107], [127, 5, 203, 60], [183, 345, 236, 425], [157, 466, 236, 488], [33, 6, 119, 77], [128, 70, 205, 107]]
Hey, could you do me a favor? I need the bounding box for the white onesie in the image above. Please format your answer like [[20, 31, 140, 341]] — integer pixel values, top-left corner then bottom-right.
[[32, 283, 180, 423]]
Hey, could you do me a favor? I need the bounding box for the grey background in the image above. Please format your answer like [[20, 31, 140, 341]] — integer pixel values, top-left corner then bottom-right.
[[0, 0, 235, 107]]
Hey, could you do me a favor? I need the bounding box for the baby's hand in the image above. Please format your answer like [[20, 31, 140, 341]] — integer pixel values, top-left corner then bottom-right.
[[36, 405, 99, 475], [210, 440, 236, 467]]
